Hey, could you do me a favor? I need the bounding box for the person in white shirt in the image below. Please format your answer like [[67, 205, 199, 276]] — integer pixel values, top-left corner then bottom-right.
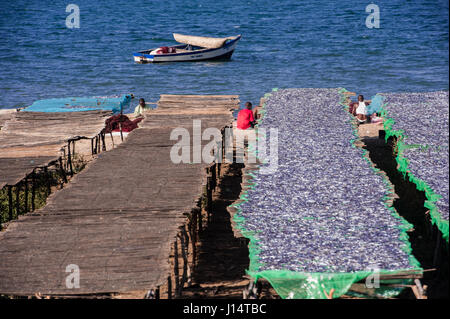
[[134, 98, 147, 117], [355, 95, 367, 123]]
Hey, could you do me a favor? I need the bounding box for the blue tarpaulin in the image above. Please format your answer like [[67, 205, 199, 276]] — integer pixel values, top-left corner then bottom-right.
[[24, 94, 133, 113], [366, 94, 384, 115]]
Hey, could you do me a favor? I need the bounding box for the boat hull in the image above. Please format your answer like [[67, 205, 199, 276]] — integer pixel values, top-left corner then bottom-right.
[[133, 36, 240, 63]]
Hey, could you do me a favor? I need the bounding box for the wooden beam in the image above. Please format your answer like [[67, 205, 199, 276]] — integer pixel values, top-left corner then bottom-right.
[[160, 94, 239, 100]]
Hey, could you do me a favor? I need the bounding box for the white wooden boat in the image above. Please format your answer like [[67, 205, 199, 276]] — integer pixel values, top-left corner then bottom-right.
[[133, 34, 241, 63]]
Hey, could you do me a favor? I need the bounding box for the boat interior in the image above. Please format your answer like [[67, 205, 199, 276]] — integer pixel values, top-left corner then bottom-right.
[[139, 44, 205, 55]]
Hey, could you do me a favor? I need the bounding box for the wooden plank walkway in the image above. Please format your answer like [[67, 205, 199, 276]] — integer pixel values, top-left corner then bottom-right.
[[0, 95, 237, 296], [0, 110, 111, 188], [0, 157, 58, 190]]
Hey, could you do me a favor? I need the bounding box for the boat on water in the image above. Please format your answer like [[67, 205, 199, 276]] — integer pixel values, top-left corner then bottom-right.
[[133, 33, 241, 63]]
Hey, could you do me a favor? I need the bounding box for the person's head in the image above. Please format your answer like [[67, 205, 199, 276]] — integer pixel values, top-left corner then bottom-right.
[[245, 102, 252, 110], [139, 98, 145, 106], [358, 95, 364, 102]]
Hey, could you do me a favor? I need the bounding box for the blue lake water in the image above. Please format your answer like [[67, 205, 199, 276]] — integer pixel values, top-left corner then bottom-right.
[[0, 0, 448, 111]]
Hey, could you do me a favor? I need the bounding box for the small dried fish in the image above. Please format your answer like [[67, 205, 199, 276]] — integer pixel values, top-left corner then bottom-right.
[[235, 88, 419, 274]]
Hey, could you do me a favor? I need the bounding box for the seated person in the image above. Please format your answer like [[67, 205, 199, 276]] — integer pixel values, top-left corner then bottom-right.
[[349, 101, 358, 115], [236, 102, 256, 130], [370, 112, 383, 124], [253, 104, 263, 121], [134, 98, 148, 117], [355, 95, 368, 123]]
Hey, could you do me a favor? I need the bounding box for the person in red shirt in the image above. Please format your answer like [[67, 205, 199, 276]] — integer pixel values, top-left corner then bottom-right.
[[237, 102, 256, 130]]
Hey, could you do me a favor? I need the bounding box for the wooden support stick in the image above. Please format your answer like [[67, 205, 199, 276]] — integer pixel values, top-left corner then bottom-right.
[[44, 168, 49, 194], [378, 274, 423, 280], [24, 177, 28, 214], [91, 138, 95, 155], [204, 185, 209, 224], [182, 225, 190, 259], [179, 229, 189, 290], [167, 276, 172, 299], [15, 183, 20, 218], [414, 279, 425, 299], [182, 225, 192, 286], [44, 167, 51, 196], [178, 235, 186, 295], [174, 239, 180, 297], [211, 163, 217, 191], [217, 160, 220, 182], [110, 132, 114, 148], [222, 128, 225, 166], [411, 285, 421, 299], [59, 156, 67, 184], [94, 136, 98, 154], [119, 123, 124, 142], [67, 141, 74, 176], [8, 185, 13, 220], [31, 170, 36, 211], [324, 288, 335, 299], [207, 177, 213, 222], [197, 207, 203, 233], [191, 209, 198, 264], [188, 214, 193, 246], [62, 147, 67, 170], [102, 133, 106, 151]]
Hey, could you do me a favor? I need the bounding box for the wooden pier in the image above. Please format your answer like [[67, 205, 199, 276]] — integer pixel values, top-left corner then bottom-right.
[[0, 95, 238, 297]]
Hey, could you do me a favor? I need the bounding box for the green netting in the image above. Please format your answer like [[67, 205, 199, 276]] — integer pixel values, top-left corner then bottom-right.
[[247, 269, 410, 299], [379, 98, 449, 243], [229, 88, 422, 299]]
